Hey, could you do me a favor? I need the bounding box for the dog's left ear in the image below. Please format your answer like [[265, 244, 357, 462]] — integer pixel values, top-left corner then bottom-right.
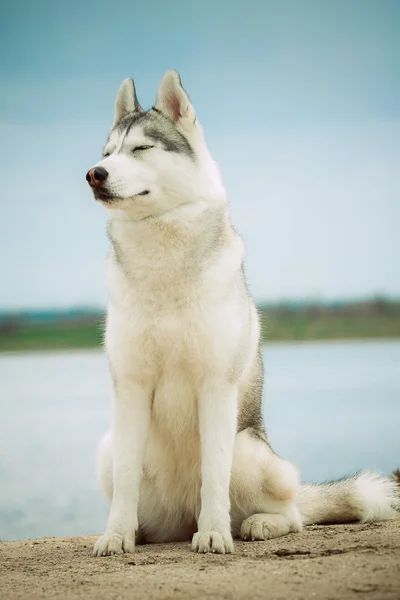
[[113, 78, 142, 127], [155, 70, 196, 130]]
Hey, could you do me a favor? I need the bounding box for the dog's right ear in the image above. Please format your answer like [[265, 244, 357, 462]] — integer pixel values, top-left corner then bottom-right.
[[155, 70, 196, 132], [112, 78, 142, 127]]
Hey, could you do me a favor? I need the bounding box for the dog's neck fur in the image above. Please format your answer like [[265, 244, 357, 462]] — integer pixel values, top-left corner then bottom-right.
[[106, 198, 242, 306]]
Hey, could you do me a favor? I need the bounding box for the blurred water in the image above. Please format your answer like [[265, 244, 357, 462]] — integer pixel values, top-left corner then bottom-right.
[[0, 340, 399, 541]]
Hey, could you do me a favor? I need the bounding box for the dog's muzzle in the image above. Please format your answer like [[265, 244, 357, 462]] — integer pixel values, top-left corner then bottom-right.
[[86, 167, 108, 187]]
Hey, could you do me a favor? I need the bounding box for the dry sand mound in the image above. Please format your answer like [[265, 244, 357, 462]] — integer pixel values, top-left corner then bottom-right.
[[1, 520, 400, 599]]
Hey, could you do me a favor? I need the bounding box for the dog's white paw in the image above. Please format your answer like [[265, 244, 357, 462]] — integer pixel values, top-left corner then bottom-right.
[[93, 532, 135, 557], [192, 530, 234, 554], [240, 513, 292, 541]]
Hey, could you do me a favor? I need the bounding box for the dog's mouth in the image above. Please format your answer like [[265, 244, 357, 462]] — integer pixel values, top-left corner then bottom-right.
[[94, 190, 150, 204], [94, 190, 116, 204]]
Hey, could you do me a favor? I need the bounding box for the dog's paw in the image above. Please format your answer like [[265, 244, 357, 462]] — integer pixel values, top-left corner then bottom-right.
[[93, 532, 135, 557], [240, 513, 292, 541], [191, 530, 234, 554]]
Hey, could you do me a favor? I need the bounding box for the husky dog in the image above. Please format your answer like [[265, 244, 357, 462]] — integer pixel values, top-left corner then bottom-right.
[[86, 70, 399, 556]]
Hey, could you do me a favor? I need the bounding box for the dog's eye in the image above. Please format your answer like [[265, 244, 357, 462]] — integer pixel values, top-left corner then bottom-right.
[[132, 145, 154, 153]]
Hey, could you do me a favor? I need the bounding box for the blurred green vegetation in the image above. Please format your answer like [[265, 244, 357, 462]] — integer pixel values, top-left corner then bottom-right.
[[1, 298, 400, 352], [0, 322, 104, 352], [259, 310, 400, 341]]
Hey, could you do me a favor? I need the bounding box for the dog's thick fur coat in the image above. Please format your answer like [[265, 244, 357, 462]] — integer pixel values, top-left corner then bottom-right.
[[86, 71, 399, 556]]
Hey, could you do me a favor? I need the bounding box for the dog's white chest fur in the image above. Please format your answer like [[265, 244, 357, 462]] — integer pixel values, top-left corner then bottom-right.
[[105, 210, 245, 387]]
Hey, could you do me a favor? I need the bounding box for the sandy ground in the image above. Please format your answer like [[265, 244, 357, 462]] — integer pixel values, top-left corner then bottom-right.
[[1, 520, 400, 600]]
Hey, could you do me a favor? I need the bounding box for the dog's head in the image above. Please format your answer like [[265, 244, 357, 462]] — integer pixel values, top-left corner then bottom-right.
[[86, 71, 224, 219]]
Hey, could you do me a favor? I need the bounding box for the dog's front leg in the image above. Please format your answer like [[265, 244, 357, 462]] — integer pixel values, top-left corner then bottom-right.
[[93, 383, 151, 556], [192, 383, 238, 554]]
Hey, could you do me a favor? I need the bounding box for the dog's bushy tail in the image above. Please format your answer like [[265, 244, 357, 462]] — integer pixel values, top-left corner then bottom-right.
[[297, 470, 400, 526]]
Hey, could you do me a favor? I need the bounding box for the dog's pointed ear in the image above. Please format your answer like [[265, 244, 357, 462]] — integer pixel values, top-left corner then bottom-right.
[[155, 70, 196, 130], [113, 78, 142, 127]]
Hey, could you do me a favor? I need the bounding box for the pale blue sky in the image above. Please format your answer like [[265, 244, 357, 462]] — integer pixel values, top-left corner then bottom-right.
[[0, 0, 399, 309]]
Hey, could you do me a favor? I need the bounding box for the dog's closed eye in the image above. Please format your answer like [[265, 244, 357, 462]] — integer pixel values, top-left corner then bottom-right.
[[132, 145, 154, 153]]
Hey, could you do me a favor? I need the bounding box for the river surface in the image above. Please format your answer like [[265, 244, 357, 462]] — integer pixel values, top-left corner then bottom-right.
[[0, 340, 399, 541]]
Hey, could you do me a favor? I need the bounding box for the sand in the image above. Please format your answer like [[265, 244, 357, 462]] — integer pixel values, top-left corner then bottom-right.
[[1, 520, 400, 600]]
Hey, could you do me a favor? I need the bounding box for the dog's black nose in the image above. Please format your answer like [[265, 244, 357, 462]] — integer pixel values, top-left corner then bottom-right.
[[86, 167, 109, 187]]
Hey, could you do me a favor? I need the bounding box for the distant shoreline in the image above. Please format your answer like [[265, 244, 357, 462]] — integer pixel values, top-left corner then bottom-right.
[[1, 298, 399, 352]]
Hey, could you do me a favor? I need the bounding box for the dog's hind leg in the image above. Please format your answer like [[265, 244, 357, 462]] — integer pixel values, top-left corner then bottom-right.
[[230, 428, 303, 541]]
